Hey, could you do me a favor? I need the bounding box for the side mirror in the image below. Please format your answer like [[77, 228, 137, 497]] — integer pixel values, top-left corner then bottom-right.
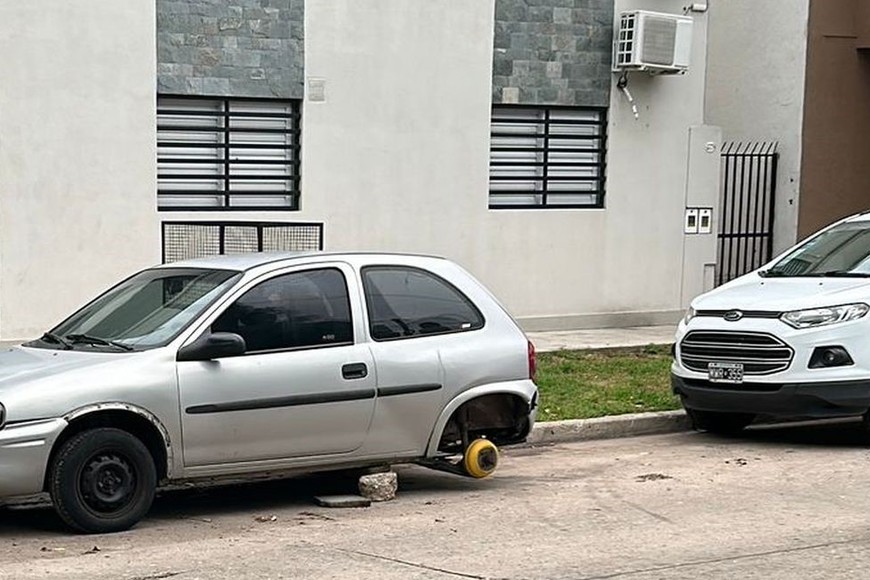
[[177, 332, 246, 362]]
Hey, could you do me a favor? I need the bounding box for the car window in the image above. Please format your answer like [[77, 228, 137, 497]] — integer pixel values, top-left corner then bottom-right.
[[212, 268, 353, 353], [44, 268, 241, 350], [766, 221, 870, 277], [362, 266, 484, 341]]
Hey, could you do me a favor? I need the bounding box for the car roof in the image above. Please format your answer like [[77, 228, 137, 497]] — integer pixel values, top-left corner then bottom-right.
[[155, 251, 447, 272]]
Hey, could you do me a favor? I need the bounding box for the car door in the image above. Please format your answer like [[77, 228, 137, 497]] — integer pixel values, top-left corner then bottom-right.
[[177, 264, 376, 467]]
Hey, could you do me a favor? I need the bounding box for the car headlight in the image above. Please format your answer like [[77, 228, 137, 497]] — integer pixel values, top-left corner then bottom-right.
[[781, 303, 869, 329], [683, 306, 696, 324], [0, 403, 5, 429]]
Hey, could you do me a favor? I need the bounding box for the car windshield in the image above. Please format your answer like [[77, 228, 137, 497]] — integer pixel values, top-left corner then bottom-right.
[[763, 220, 870, 278], [30, 268, 241, 351]]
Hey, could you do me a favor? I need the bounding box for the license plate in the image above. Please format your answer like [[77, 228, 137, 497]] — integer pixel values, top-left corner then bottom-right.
[[708, 362, 744, 384]]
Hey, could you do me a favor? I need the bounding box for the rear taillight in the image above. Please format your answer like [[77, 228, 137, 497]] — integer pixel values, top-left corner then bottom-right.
[[528, 340, 537, 381]]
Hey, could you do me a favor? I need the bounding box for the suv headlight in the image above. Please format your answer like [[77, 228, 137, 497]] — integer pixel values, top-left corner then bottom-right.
[[683, 306, 696, 325], [0, 403, 5, 429], [781, 303, 869, 329]]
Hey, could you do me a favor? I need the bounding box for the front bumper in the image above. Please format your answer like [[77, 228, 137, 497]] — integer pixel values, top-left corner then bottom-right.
[[672, 374, 870, 418], [0, 418, 66, 498]]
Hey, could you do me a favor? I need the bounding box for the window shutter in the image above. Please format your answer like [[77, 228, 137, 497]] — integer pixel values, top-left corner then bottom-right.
[[157, 96, 301, 210], [489, 106, 606, 208]]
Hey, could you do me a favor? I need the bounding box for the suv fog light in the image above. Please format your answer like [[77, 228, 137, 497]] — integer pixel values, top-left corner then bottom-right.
[[809, 346, 854, 369]]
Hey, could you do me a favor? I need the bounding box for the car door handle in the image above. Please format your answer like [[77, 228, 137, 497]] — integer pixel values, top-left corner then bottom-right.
[[342, 363, 368, 380]]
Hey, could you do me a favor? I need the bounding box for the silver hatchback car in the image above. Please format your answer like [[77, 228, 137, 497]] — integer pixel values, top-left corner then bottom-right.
[[0, 253, 538, 532]]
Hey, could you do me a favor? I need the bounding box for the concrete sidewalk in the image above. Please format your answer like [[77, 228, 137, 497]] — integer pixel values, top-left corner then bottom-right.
[[527, 324, 676, 352]]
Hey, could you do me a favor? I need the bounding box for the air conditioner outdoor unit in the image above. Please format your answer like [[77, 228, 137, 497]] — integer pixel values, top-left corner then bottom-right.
[[613, 10, 693, 74]]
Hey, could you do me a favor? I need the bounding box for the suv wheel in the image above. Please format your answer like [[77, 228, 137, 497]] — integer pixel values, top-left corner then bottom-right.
[[687, 409, 755, 435], [49, 428, 156, 533]]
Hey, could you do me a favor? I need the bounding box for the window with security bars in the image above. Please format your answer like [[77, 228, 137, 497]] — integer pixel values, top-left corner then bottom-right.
[[489, 106, 606, 209], [157, 96, 301, 211]]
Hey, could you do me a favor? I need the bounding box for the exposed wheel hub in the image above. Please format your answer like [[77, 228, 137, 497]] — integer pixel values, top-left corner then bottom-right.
[[477, 447, 497, 471]]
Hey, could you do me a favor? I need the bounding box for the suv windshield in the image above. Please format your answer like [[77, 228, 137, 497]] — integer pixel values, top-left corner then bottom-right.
[[763, 220, 870, 278], [30, 268, 241, 351]]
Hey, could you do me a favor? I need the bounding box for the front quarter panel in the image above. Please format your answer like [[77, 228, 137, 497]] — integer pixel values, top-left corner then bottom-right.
[[0, 348, 181, 482]]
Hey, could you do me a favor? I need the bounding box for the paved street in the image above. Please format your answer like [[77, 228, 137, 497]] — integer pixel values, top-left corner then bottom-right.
[[4, 421, 870, 579]]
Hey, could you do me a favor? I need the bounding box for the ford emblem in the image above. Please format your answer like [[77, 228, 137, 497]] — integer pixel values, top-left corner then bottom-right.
[[723, 310, 744, 322]]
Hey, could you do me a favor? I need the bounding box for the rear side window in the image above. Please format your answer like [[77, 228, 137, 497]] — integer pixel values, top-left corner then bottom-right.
[[362, 266, 484, 341], [212, 268, 353, 352]]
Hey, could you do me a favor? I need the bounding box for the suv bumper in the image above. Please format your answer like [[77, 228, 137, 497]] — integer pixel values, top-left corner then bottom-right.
[[672, 374, 870, 418]]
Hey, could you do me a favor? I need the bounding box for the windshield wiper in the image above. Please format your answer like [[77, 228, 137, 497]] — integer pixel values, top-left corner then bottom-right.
[[758, 269, 790, 278], [65, 334, 134, 351], [39, 332, 72, 350]]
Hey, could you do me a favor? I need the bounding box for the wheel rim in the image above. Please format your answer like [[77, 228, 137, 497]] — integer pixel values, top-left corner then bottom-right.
[[79, 452, 137, 516]]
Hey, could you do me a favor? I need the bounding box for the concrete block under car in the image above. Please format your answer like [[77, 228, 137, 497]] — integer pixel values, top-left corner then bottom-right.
[[358, 471, 398, 502]]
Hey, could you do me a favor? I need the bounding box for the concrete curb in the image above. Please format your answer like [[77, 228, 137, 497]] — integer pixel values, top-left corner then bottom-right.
[[527, 410, 691, 445]]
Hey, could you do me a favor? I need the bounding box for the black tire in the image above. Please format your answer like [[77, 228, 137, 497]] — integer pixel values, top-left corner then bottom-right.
[[687, 409, 755, 435], [49, 428, 156, 534]]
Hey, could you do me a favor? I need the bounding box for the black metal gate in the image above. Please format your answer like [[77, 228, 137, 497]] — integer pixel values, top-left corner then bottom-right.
[[162, 221, 324, 263], [717, 142, 778, 285]]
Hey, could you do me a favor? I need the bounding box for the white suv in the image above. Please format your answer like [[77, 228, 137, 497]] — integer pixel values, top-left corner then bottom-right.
[[673, 212, 870, 433]]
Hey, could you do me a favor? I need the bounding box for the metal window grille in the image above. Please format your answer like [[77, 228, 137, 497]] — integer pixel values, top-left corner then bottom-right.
[[489, 106, 607, 209], [162, 221, 324, 263], [717, 141, 778, 285], [157, 95, 301, 211]]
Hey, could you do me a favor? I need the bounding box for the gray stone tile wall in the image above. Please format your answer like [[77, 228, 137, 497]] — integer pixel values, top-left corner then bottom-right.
[[493, 0, 614, 107], [157, 0, 303, 99]]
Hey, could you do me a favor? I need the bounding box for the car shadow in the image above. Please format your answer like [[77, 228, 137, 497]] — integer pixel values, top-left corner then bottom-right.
[[701, 417, 870, 448], [0, 464, 511, 535]]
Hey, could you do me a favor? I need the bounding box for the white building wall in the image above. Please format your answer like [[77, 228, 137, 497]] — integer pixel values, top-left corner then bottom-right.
[[165, 0, 714, 330], [0, 0, 160, 341], [705, 0, 810, 253]]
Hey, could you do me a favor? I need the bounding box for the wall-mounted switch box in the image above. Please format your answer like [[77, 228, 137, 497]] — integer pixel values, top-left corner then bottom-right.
[[684, 208, 699, 234], [698, 208, 712, 234]]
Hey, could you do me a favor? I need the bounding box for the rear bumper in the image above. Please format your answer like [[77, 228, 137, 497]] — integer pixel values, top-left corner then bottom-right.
[[672, 374, 870, 418]]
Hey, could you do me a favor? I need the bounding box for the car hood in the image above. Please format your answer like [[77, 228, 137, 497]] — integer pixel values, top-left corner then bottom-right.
[[0, 346, 133, 394], [693, 273, 870, 312]]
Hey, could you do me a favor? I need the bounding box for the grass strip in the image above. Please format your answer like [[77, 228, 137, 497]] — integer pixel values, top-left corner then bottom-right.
[[536, 344, 679, 421]]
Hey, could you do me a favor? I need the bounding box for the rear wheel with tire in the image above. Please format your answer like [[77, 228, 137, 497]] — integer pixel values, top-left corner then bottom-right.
[[687, 409, 755, 435], [49, 428, 157, 533]]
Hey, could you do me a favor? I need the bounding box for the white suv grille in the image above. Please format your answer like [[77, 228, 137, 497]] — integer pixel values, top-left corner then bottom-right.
[[680, 331, 794, 375]]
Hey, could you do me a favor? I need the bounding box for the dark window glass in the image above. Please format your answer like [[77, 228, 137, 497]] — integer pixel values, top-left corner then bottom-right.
[[213, 268, 353, 352], [362, 267, 484, 341]]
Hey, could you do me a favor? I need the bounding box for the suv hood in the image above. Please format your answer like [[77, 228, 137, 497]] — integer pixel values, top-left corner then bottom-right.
[[694, 273, 870, 312]]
